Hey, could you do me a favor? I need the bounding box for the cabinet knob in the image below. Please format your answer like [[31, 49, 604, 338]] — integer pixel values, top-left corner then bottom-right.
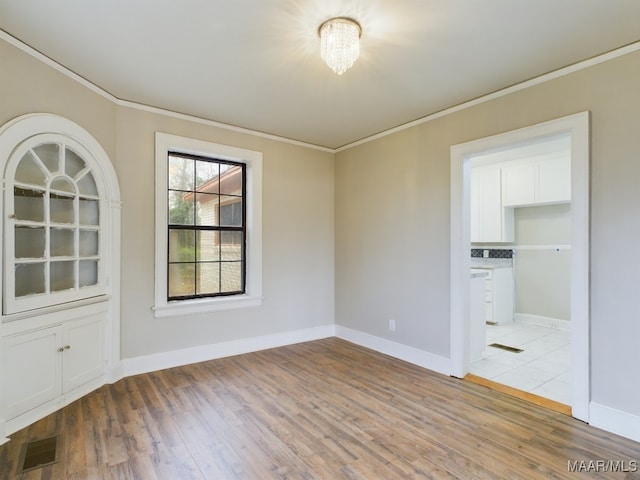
[[57, 347, 64, 353], [64, 345, 71, 350]]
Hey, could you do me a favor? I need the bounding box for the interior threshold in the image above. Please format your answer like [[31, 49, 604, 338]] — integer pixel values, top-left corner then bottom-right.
[[464, 373, 571, 416]]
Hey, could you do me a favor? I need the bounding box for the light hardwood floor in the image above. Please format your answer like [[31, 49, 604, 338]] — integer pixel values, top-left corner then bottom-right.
[[1, 338, 638, 479]]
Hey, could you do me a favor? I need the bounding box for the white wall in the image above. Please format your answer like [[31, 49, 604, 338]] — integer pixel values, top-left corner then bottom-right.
[[513, 204, 571, 322]]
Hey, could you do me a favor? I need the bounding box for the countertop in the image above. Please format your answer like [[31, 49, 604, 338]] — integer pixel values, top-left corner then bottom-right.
[[470, 258, 513, 269]]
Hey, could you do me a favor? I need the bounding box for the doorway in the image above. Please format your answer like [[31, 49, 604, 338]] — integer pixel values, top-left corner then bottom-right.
[[449, 112, 590, 422]]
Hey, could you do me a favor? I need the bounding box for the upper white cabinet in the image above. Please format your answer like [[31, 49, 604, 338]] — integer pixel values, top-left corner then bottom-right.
[[472, 152, 570, 243], [471, 166, 514, 243], [502, 154, 570, 207], [537, 155, 571, 204]]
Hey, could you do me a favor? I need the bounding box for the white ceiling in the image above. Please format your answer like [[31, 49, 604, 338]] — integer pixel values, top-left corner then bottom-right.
[[2, 1, 639, 149]]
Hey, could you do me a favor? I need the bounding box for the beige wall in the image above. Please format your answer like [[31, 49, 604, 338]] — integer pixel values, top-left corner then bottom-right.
[[336, 50, 640, 415], [115, 107, 335, 358], [0, 39, 117, 162], [1, 36, 335, 361]]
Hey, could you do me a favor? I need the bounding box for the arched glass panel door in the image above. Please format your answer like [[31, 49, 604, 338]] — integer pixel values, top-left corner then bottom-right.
[[4, 134, 105, 314]]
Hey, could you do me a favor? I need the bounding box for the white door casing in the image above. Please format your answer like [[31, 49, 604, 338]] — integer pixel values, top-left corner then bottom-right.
[[449, 112, 590, 422]]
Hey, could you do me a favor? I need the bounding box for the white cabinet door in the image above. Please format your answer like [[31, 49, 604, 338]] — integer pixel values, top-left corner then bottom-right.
[[502, 155, 570, 207], [1, 326, 62, 419], [62, 314, 105, 392], [471, 167, 513, 242], [502, 162, 535, 207], [537, 156, 571, 204]]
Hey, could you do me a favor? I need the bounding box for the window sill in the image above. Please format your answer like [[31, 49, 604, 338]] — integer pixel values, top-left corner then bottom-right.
[[152, 294, 262, 318]]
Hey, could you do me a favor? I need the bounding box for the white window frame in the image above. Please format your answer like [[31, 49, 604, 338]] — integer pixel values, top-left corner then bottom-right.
[[153, 132, 262, 317]]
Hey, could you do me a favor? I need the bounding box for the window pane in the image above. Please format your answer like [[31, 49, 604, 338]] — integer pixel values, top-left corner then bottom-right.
[[168, 229, 195, 262], [196, 230, 220, 262], [196, 160, 219, 191], [165, 153, 246, 301], [50, 260, 75, 291], [196, 262, 220, 295], [15, 152, 47, 186], [77, 172, 98, 196], [221, 262, 243, 293], [220, 197, 243, 226], [65, 148, 86, 178], [79, 260, 98, 287], [50, 177, 75, 194], [51, 228, 75, 257], [169, 191, 194, 225], [196, 193, 218, 226], [15, 227, 45, 258], [79, 230, 99, 256], [219, 164, 243, 195], [16, 263, 45, 297], [168, 263, 195, 297], [168, 155, 194, 191], [221, 231, 243, 261], [50, 193, 75, 224], [14, 188, 45, 222], [79, 198, 99, 225], [33, 144, 60, 173]]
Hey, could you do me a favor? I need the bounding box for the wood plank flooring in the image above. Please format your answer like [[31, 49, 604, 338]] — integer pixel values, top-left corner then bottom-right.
[[1, 337, 638, 479]]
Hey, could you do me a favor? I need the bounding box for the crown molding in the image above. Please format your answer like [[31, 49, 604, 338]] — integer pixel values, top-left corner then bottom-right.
[[0, 29, 334, 154], [336, 41, 640, 152], [3, 29, 639, 155]]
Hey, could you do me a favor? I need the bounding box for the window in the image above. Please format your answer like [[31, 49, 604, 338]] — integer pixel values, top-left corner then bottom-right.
[[3, 133, 106, 314], [154, 133, 262, 317], [167, 153, 245, 299]]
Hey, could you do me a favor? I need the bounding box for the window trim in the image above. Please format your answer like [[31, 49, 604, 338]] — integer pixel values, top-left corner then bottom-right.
[[154, 132, 262, 317]]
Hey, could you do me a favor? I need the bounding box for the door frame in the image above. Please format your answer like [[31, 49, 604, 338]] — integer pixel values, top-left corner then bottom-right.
[[449, 112, 590, 422]]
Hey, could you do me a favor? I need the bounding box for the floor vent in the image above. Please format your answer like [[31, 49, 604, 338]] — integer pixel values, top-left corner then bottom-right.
[[17, 436, 60, 474], [489, 343, 523, 353]]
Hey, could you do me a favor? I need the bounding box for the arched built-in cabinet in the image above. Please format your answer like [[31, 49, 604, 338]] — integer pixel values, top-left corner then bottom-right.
[[0, 114, 120, 442]]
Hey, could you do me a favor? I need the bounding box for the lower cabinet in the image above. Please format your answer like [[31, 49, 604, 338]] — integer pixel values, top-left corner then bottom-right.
[[472, 267, 514, 325], [1, 306, 106, 424]]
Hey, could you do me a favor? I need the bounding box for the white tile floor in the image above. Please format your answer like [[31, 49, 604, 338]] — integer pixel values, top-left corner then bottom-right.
[[469, 322, 571, 405]]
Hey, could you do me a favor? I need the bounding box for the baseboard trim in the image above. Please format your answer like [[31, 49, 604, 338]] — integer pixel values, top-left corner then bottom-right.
[[589, 402, 640, 443], [122, 324, 336, 377], [0, 419, 7, 446], [4, 375, 107, 437], [514, 313, 570, 331], [335, 325, 451, 376]]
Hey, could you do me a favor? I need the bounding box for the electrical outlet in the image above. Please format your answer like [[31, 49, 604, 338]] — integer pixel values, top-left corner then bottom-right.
[[389, 319, 396, 332], [483, 249, 489, 258]]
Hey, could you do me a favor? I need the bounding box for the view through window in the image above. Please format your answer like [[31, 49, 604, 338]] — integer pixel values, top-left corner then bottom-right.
[[167, 152, 246, 300]]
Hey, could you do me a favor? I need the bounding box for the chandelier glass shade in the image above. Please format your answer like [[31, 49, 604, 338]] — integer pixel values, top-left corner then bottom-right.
[[318, 17, 362, 75]]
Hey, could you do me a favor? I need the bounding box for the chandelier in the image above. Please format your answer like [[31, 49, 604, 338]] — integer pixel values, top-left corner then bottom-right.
[[318, 17, 362, 75]]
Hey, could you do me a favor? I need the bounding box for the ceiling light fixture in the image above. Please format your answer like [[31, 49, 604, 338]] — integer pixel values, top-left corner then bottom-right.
[[318, 17, 362, 75]]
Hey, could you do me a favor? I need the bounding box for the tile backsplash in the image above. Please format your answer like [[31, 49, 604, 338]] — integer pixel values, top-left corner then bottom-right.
[[471, 248, 513, 259]]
